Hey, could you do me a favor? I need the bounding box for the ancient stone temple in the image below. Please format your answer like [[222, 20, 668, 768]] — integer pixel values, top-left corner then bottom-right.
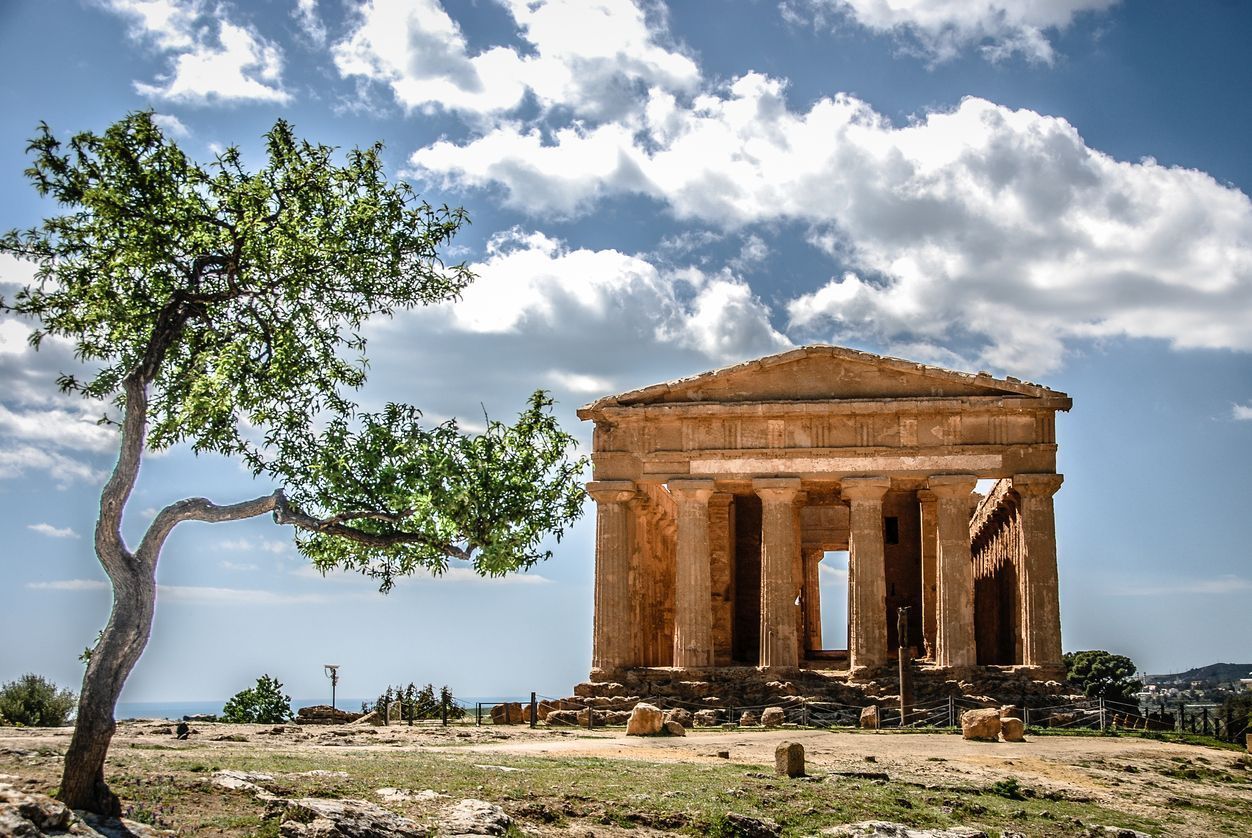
[[577, 345, 1070, 696]]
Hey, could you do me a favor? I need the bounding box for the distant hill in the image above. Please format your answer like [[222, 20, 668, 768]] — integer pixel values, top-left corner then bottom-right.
[[1148, 662, 1252, 684]]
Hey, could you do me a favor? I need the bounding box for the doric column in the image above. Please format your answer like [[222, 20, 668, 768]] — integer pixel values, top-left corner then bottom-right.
[[753, 478, 802, 669], [917, 489, 938, 659], [670, 479, 716, 669], [802, 546, 824, 653], [588, 480, 636, 676], [843, 477, 891, 671], [928, 474, 978, 668], [1013, 473, 1065, 669]]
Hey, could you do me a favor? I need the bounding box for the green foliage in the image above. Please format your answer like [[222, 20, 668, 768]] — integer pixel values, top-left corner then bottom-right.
[[374, 682, 464, 721], [1064, 649, 1140, 704], [1221, 693, 1252, 742], [288, 391, 587, 590], [0, 111, 586, 586], [221, 675, 292, 724], [0, 674, 76, 726], [989, 777, 1025, 799]]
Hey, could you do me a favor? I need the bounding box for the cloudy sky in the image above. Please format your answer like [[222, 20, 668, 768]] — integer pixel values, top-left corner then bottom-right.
[[2, 0, 1250, 704]]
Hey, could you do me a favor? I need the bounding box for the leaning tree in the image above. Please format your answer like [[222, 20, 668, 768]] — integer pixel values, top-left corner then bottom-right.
[[0, 113, 586, 816]]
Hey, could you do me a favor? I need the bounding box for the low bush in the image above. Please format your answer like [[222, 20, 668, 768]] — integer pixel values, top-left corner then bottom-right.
[[221, 674, 292, 724], [0, 673, 76, 726]]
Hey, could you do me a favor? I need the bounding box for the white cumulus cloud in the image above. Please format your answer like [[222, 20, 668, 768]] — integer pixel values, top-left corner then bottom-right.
[[783, 0, 1119, 64], [101, 0, 290, 104], [333, 0, 697, 119], [1234, 403, 1252, 421], [412, 77, 1252, 377]]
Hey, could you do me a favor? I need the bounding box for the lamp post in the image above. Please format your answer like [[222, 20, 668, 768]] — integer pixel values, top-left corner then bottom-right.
[[324, 664, 340, 710]]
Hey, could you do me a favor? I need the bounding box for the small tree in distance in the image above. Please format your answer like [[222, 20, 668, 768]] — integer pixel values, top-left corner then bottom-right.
[[1, 112, 587, 816], [221, 675, 292, 724], [1064, 650, 1140, 705], [0, 674, 77, 727]]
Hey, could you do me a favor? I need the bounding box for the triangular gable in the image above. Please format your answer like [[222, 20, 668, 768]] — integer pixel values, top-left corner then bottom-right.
[[580, 345, 1065, 412]]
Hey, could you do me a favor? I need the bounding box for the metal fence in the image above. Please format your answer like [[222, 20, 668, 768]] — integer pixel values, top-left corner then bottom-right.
[[473, 691, 1249, 746]]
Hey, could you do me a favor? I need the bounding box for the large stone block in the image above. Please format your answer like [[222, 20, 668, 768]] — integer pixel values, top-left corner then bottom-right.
[[860, 705, 879, 730], [761, 707, 786, 728], [1000, 716, 1025, 742], [775, 741, 805, 777], [961, 708, 1002, 741], [664, 707, 693, 729], [626, 702, 664, 736]]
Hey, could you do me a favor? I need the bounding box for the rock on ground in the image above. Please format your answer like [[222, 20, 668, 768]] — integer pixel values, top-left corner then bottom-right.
[[663, 720, 686, 737], [719, 812, 781, 837], [761, 707, 786, 728], [277, 797, 425, 837], [961, 708, 1002, 742], [626, 703, 664, 736], [439, 798, 511, 836], [823, 822, 989, 837], [860, 705, 879, 730], [1000, 716, 1026, 742], [775, 741, 805, 777], [0, 782, 169, 837], [663, 707, 693, 729]]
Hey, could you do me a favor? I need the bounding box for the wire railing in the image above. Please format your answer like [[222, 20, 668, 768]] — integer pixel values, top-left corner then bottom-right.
[[467, 691, 1250, 746]]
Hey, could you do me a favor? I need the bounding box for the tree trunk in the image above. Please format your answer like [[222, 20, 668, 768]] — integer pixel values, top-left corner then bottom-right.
[[59, 558, 156, 815]]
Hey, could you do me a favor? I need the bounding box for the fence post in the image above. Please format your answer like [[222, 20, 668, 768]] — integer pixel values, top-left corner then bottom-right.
[[530, 692, 538, 730], [1202, 706, 1210, 736], [475, 703, 481, 726], [947, 696, 954, 729], [1023, 704, 1029, 728], [1178, 702, 1185, 732], [1099, 697, 1106, 731], [802, 704, 810, 727], [441, 695, 448, 726]]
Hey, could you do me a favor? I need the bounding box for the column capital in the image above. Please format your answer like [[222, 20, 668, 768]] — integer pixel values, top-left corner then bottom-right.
[[1012, 473, 1064, 498], [753, 476, 802, 502], [926, 474, 978, 499], [587, 480, 637, 504], [668, 478, 716, 503], [917, 488, 937, 504], [841, 476, 891, 502]]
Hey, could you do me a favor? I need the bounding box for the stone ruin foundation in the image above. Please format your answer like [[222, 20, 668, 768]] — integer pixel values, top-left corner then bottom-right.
[[566, 346, 1081, 711]]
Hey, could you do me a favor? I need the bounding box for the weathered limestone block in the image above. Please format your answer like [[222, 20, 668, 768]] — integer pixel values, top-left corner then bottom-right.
[[694, 709, 722, 727], [664, 720, 687, 736], [999, 705, 1019, 719], [860, 705, 880, 730], [961, 708, 1002, 741], [544, 710, 578, 726], [279, 797, 424, 837], [664, 707, 693, 728], [761, 707, 786, 728], [719, 813, 781, 838], [440, 798, 512, 836], [766, 681, 798, 696], [1000, 717, 1025, 742], [490, 703, 524, 725], [626, 703, 664, 735], [739, 711, 760, 726], [296, 705, 361, 725], [775, 741, 805, 777]]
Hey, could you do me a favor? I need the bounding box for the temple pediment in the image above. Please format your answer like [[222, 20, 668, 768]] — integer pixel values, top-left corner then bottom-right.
[[579, 346, 1066, 414]]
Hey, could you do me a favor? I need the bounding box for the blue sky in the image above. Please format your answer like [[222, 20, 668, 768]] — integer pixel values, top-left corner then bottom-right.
[[1, 0, 1251, 703]]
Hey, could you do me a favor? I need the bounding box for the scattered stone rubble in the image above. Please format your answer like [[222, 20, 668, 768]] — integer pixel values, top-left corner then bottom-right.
[[295, 705, 362, 726]]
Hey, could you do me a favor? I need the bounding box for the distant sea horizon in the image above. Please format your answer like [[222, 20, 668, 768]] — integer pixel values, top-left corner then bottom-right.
[[114, 696, 534, 720]]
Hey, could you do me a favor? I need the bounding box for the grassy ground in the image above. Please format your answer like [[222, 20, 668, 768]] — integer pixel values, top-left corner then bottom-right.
[[2, 721, 1249, 836]]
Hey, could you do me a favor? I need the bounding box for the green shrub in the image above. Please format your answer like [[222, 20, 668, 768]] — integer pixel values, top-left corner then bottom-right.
[[0, 674, 77, 726], [221, 675, 292, 724]]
